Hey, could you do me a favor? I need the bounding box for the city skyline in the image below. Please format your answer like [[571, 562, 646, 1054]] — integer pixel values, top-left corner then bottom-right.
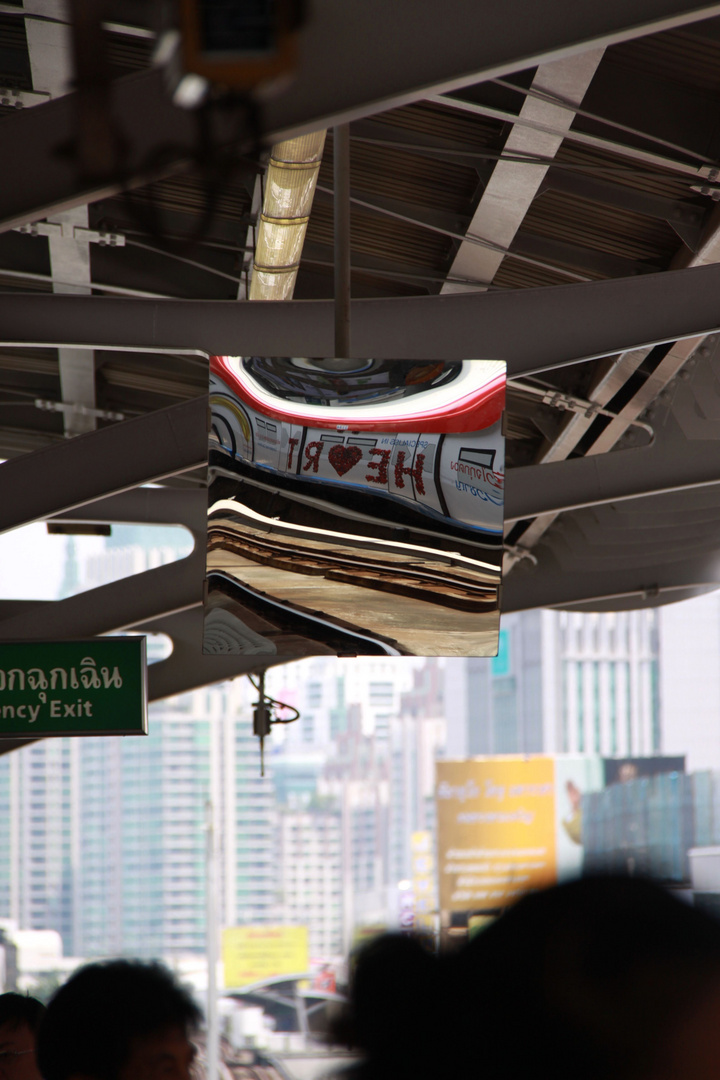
[[2, 530, 720, 983]]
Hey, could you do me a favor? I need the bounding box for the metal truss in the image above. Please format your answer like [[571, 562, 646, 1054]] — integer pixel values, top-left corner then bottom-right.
[[0, 0, 719, 234]]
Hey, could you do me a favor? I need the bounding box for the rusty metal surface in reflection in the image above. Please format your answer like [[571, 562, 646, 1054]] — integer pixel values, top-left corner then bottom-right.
[[204, 357, 505, 658]]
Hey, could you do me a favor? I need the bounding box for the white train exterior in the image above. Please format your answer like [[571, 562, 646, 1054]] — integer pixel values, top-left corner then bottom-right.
[[209, 358, 505, 538]]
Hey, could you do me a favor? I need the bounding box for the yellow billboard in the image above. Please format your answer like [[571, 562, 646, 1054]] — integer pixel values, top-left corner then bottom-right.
[[410, 830, 436, 929], [223, 925, 309, 988], [436, 757, 557, 914], [436, 756, 603, 916]]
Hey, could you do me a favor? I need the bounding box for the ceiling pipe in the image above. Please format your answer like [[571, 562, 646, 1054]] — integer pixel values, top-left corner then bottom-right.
[[249, 130, 327, 301]]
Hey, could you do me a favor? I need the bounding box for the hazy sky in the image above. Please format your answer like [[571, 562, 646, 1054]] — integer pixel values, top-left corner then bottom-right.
[[0, 523, 106, 600]]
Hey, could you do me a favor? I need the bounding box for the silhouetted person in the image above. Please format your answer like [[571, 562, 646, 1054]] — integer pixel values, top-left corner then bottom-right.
[[36, 960, 201, 1080], [450, 876, 720, 1080], [343, 933, 442, 1080], [346, 878, 720, 1080], [0, 994, 44, 1080]]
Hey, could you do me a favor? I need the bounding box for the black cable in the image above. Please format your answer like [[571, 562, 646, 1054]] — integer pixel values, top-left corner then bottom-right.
[[120, 93, 262, 251], [247, 674, 300, 725], [349, 136, 713, 187], [490, 77, 718, 166]]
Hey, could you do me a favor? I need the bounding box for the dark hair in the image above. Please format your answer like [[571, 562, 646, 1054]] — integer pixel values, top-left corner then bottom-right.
[[450, 876, 720, 1080], [0, 993, 45, 1034], [347, 933, 442, 1080], [36, 960, 202, 1080], [344, 878, 720, 1080]]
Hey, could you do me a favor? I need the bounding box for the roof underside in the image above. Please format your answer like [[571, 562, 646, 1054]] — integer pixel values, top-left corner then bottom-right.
[[1, 0, 720, 705]]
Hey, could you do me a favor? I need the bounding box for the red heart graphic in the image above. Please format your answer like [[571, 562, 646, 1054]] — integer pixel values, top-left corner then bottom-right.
[[328, 444, 362, 476]]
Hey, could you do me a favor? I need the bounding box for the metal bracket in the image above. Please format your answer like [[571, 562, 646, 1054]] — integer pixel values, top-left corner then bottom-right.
[[691, 168, 720, 201], [14, 221, 126, 246], [508, 379, 654, 439], [0, 86, 50, 109], [34, 399, 125, 423]]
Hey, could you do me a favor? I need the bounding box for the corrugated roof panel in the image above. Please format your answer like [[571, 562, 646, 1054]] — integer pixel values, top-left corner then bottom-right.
[[493, 260, 599, 289], [519, 189, 681, 265], [0, 12, 31, 90], [605, 25, 720, 94], [306, 200, 452, 270], [123, 172, 252, 224], [104, 32, 155, 72], [374, 100, 505, 147], [322, 139, 479, 213]]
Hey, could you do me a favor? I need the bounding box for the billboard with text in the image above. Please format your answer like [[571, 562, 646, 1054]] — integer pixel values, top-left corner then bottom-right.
[[436, 756, 603, 915], [223, 925, 309, 988]]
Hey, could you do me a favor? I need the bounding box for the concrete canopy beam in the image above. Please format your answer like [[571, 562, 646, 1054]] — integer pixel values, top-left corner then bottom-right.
[[501, 551, 720, 612], [50, 487, 207, 537], [138, 609, 290, 702], [504, 407, 720, 524], [0, 551, 204, 641], [0, 395, 207, 536], [2, 264, 720, 374]]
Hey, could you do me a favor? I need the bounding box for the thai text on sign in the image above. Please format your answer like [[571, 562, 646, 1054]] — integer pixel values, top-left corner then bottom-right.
[[0, 639, 147, 736]]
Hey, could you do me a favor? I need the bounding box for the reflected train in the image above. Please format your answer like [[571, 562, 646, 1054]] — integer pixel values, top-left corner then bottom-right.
[[209, 356, 506, 538]]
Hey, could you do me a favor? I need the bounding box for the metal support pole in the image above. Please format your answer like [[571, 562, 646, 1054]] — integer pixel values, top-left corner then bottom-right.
[[253, 672, 271, 777], [333, 124, 351, 358], [205, 800, 219, 1080]]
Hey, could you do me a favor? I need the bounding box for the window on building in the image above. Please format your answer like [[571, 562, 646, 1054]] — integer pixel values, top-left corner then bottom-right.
[[577, 662, 585, 753]]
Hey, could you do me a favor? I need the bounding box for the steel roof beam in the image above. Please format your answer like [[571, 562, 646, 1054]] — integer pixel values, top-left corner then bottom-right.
[[0, 550, 203, 641], [504, 405, 720, 523], [505, 183, 720, 562], [540, 168, 708, 230], [24, 5, 99, 437], [432, 93, 712, 180], [0, 395, 207, 535], [502, 552, 720, 611], [261, 0, 720, 140], [3, 263, 720, 373], [1, 1, 720, 232]]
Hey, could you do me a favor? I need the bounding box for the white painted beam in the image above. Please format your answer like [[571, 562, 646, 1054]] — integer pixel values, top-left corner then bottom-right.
[[24, 0, 97, 435], [442, 49, 604, 293]]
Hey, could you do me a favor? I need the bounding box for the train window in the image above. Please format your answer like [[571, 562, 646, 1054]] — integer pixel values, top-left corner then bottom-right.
[[242, 357, 462, 406], [458, 447, 496, 469]]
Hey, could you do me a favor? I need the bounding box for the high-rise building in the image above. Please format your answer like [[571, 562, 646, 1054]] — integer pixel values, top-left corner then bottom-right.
[[0, 677, 284, 961], [78, 678, 282, 958], [558, 610, 659, 757], [389, 661, 445, 886], [77, 694, 214, 959], [229, 685, 279, 928], [277, 806, 343, 958], [658, 591, 720, 771], [444, 609, 659, 759], [0, 739, 76, 954]]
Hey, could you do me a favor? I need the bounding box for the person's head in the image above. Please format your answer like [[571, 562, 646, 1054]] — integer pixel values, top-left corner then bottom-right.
[[346, 933, 441, 1080], [36, 961, 202, 1080], [0, 994, 45, 1080], [451, 876, 720, 1080]]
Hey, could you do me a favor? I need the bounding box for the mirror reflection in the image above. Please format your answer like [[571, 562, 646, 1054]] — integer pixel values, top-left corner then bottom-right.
[[205, 357, 506, 658]]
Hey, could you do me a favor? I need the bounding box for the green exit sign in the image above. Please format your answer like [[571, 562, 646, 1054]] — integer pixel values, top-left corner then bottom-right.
[[0, 639, 147, 737]]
